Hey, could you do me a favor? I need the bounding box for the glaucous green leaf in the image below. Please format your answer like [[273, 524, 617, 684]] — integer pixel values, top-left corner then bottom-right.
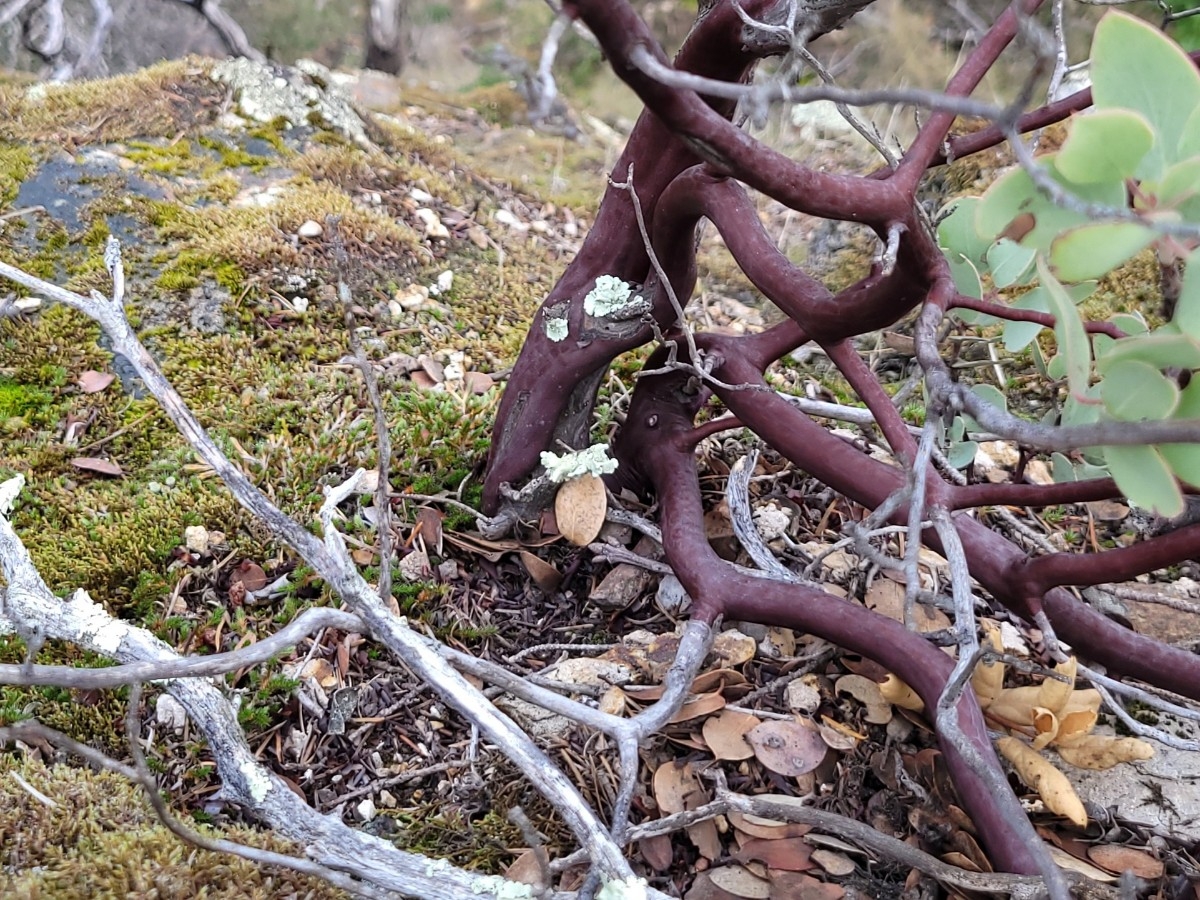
[[975, 158, 1125, 251], [1049, 222, 1155, 283], [1040, 257, 1093, 400], [1100, 359, 1180, 420], [1062, 385, 1104, 426], [1104, 443, 1184, 517], [1173, 247, 1200, 339], [1180, 105, 1200, 159], [1056, 108, 1155, 184], [1148, 156, 1200, 220], [947, 440, 979, 469], [937, 198, 991, 264], [1098, 331, 1200, 372], [987, 239, 1037, 288], [1161, 444, 1200, 488], [1110, 312, 1149, 336], [1160, 380, 1200, 487], [1051, 452, 1077, 483], [1002, 289, 1050, 352], [1091, 11, 1200, 178]]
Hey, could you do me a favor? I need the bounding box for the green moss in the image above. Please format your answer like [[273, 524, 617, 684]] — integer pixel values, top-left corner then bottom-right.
[[0, 60, 225, 145], [0, 143, 36, 209], [0, 757, 347, 899]]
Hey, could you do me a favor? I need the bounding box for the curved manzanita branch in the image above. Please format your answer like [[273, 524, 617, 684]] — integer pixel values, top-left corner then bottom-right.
[[482, 0, 793, 514], [611, 357, 1041, 876]]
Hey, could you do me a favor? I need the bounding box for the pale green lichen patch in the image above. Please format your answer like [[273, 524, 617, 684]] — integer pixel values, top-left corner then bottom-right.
[[540, 444, 618, 482], [584, 274, 642, 317]]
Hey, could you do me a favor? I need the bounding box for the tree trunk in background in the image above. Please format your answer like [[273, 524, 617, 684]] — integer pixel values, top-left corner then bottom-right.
[[365, 0, 406, 74]]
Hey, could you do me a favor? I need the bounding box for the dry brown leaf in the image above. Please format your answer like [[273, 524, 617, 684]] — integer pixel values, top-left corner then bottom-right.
[[727, 810, 811, 841], [835, 674, 892, 724], [879, 675, 924, 712], [747, 719, 827, 777], [653, 760, 701, 815], [300, 658, 338, 689], [519, 551, 561, 594], [810, 849, 855, 877], [863, 578, 950, 632], [703, 709, 761, 760], [1086, 843, 1164, 879], [504, 849, 545, 886], [670, 691, 727, 723], [554, 474, 607, 547], [350, 547, 375, 566], [229, 560, 268, 593], [464, 371, 495, 395], [732, 836, 815, 872], [1055, 734, 1154, 769], [638, 833, 674, 873], [599, 686, 626, 717], [683, 871, 742, 900], [691, 669, 749, 694], [996, 736, 1087, 827], [688, 815, 722, 862], [1047, 846, 1118, 882], [1036, 657, 1077, 715], [711, 629, 757, 668], [708, 865, 772, 899], [414, 506, 444, 556], [765, 871, 845, 900], [818, 720, 859, 752], [71, 456, 123, 477], [77, 370, 115, 393]]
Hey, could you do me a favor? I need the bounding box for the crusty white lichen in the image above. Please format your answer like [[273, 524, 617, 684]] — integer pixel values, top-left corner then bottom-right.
[[66, 589, 129, 654], [753, 501, 792, 542], [0, 474, 23, 515], [540, 445, 618, 482], [242, 762, 273, 803], [583, 275, 645, 318]]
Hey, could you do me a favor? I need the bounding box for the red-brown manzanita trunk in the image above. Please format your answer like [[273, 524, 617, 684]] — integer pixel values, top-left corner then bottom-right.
[[482, 0, 1200, 878]]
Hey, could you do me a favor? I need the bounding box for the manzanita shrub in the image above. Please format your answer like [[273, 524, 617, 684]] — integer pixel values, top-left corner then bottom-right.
[[482, 0, 1200, 880]]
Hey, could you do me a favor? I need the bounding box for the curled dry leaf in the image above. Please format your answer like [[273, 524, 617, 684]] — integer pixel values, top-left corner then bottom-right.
[[835, 674, 892, 724], [879, 675, 924, 712], [1036, 656, 1077, 715], [973, 620, 1006, 709], [746, 718, 827, 777], [819, 717, 862, 751], [1055, 734, 1155, 769], [703, 709, 761, 761], [638, 833, 674, 873], [554, 473, 607, 546], [70, 456, 123, 477], [997, 735, 1088, 827], [77, 369, 115, 393]]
